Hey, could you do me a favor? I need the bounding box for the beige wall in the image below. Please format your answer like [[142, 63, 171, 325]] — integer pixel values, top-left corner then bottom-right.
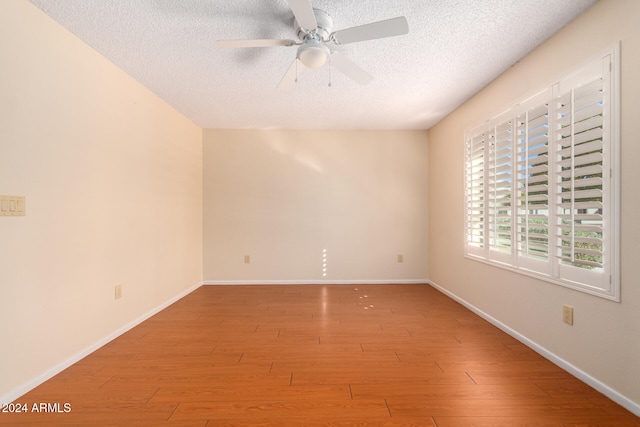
[[428, 0, 640, 410], [0, 1, 203, 400], [203, 129, 428, 283]]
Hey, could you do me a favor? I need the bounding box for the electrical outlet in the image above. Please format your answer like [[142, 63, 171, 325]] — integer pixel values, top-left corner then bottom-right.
[[244, 255, 251, 264], [115, 284, 122, 300], [397, 254, 404, 263], [562, 304, 573, 325]]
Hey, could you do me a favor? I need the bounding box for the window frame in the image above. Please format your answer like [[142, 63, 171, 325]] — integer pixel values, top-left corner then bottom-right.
[[463, 44, 620, 301]]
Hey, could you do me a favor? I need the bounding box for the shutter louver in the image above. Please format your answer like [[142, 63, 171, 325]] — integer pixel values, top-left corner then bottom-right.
[[516, 103, 550, 261], [554, 78, 605, 270]]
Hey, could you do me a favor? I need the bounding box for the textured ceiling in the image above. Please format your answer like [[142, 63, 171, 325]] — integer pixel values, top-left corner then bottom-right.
[[28, 0, 597, 130]]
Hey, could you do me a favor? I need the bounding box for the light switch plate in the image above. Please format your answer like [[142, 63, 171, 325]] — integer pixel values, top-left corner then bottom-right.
[[0, 195, 25, 216]]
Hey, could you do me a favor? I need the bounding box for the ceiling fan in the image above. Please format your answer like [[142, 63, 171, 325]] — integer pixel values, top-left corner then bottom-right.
[[216, 0, 409, 88]]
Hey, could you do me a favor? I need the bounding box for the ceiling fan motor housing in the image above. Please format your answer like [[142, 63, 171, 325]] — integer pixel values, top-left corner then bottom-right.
[[295, 8, 334, 41]]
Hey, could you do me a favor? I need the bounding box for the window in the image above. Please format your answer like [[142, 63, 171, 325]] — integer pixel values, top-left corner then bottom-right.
[[464, 45, 620, 301]]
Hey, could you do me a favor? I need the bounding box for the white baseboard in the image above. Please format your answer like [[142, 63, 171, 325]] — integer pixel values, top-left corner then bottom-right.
[[0, 281, 203, 406], [203, 279, 429, 285], [427, 280, 640, 417]]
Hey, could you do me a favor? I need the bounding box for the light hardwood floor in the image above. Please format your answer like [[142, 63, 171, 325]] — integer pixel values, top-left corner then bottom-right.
[[2, 284, 639, 426]]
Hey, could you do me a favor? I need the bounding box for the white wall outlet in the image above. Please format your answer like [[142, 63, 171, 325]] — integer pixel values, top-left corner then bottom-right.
[[115, 284, 122, 300], [563, 304, 574, 325]]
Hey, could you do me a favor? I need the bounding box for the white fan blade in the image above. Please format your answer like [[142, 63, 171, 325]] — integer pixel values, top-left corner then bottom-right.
[[287, 0, 317, 31], [216, 39, 295, 48], [330, 52, 373, 85], [278, 59, 304, 90], [332, 16, 409, 44]]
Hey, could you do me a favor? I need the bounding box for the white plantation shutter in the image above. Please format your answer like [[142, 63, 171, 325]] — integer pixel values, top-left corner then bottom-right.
[[516, 100, 550, 265], [555, 79, 604, 271], [465, 130, 486, 253], [551, 57, 614, 293], [488, 117, 514, 261], [464, 45, 619, 300]]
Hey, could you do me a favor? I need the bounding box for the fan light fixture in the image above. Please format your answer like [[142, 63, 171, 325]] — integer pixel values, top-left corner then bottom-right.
[[297, 40, 330, 68]]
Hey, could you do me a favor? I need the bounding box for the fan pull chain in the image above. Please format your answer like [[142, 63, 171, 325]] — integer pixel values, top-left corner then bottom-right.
[[328, 56, 332, 87], [295, 59, 298, 83]]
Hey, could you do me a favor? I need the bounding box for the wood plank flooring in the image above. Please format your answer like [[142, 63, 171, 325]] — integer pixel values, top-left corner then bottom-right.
[[2, 284, 639, 426]]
